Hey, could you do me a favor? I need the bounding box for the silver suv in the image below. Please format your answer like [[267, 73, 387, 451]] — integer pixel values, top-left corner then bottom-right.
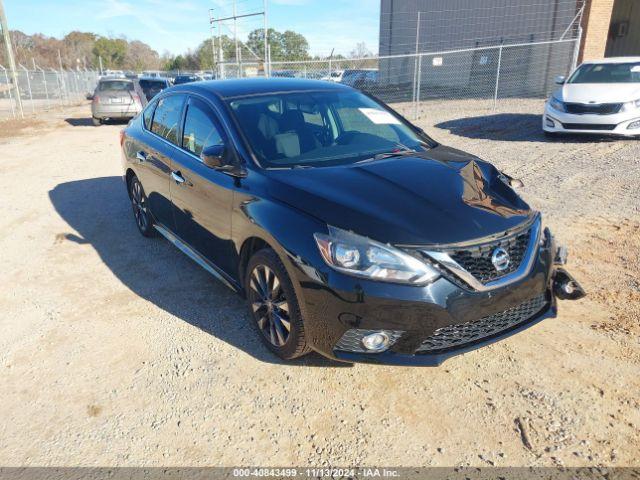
[[91, 78, 143, 126]]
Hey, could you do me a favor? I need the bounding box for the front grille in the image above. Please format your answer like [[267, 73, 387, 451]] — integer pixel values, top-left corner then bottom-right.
[[562, 123, 616, 131], [447, 228, 531, 284], [564, 103, 622, 115], [416, 294, 547, 353]]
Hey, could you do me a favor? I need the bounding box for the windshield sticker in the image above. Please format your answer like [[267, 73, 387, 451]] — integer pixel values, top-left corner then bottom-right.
[[359, 108, 401, 125]]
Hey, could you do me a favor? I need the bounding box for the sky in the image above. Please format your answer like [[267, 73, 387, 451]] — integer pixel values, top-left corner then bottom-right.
[[4, 0, 381, 57]]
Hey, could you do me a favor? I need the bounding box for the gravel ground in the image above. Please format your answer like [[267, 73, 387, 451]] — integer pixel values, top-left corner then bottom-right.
[[0, 101, 638, 467]]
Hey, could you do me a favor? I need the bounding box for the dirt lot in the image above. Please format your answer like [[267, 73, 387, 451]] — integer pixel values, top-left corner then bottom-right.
[[0, 101, 638, 467]]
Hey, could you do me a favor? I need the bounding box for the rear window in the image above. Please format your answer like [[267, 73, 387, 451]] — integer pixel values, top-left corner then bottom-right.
[[139, 79, 169, 101], [98, 81, 133, 91]]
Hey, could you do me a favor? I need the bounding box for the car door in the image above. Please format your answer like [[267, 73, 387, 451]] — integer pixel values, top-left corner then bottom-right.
[[169, 95, 237, 277], [135, 93, 187, 229]]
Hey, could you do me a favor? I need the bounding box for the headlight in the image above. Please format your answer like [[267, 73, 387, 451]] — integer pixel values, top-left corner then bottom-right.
[[621, 99, 640, 112], [314, 226, 439, 285], [549, 96, 566, 113]]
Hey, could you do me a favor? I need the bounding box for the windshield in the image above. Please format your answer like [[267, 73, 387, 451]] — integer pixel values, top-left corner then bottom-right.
[[98, 81, 133, 92], [228, 90, 433, 168], [568, 62, 640, 84]]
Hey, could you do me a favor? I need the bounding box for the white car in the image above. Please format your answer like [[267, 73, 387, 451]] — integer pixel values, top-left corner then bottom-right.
[[543, 57, 640, 137], [321, 70, 344, 83]]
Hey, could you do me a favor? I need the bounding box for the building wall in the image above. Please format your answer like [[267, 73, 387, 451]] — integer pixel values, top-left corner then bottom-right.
[[579, 0, 616, 60], [379, 0, 580, 56], [378, 0, 581, 98], [605, 0, 640, 56]]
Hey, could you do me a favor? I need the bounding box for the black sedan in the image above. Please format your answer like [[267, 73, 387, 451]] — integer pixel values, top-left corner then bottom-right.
[[120, 78, 584, 366]]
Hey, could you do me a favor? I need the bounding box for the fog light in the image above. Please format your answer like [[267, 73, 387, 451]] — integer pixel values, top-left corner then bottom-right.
[[361, 332, 390, 352], [545, 116, 555, 128], [627, 120, 640, 130]]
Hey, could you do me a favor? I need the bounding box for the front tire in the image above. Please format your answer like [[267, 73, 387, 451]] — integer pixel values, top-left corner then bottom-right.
[[245, 248, 310, 360], [129, 175, 155, 237]]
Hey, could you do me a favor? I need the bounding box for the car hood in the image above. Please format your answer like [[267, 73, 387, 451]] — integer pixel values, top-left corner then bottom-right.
[[265, 145, 533, 245], [558, 83, 640, 103]]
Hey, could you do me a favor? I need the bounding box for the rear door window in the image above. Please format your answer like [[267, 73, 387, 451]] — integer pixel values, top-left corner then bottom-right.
[[142, 99, 158, 129], [151, 95, 186, 145], [181, 97, 224, 156]]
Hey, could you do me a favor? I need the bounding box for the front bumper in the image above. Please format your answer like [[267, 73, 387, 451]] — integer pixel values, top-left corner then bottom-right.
[[288, 229, 579, 366], [543, 104, 640, 136]]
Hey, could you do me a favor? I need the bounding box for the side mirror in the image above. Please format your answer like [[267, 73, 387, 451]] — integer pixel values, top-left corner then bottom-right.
[[200, 144, 247, 178], [554, 75, 566, 85], [200, 144, 227, 169]]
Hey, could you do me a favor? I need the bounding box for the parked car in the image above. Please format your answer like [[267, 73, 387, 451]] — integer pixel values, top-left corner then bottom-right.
[[341, 69, 378, 90], [271, 69, 298, 78], [173, 74, 203, 85], [321, 69, 344, 83], [543, 57, 640, 137], [121, 78, 584, 365], [136, 77, 172, 104], [91, 78, 142, 126], [102, 69, 126, 79]]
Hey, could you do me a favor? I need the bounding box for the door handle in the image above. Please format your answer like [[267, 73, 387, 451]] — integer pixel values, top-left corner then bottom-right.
[[136, 151, 147, 162], [171, 171, 186, 184]]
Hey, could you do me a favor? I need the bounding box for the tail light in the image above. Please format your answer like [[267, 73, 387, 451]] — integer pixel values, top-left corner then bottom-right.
[[119, 130, 126, 147], [93, 95, 100, 104], [132, 93, 142, 106]]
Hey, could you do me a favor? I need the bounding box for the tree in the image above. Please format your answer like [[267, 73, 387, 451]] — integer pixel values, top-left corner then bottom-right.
[[350, 42, 372, 59], [125, 40, 160, 70], [92, 37, 127, 69], [246, 28, 282, 61], [281, 30, 309, 61], [63, 31, 96, 68], [195, 36, 239, 68]]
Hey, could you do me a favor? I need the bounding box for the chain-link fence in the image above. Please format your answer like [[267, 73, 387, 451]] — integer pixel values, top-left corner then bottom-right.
[[0, 39, 579, 122], [0, 67, 99, 120], [211, 37, 580, 120]]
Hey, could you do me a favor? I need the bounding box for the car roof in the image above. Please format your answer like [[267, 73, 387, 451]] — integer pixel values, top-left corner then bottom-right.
[[138, 76, 169, 81], [582, 57, 640, 65], [100, 76, 131, 82], [167, 77, 351, 99]]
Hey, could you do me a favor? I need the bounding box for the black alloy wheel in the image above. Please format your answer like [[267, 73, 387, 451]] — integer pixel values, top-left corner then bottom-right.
[[129, 176, 154, 237], [245, 248, 310, 359]]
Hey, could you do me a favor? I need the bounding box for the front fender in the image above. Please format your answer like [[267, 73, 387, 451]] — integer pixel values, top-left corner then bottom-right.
[[232, 192, 329, 286]]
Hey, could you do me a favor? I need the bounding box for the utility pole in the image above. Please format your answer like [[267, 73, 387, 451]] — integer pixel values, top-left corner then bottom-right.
[[263, 0, 269, 77], [98, 55, 103, 75], [0, 0, 24, 118], [57, 49, 67, 102], [209, 8, 217, 75], [209, 4, 266, 77], [233, 0, 240, 76], [218, 18, 225, 79], [412, 11, 421, 119]]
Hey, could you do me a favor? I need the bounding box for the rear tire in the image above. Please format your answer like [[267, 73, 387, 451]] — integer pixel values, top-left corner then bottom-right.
[[245, 248, 310, 360], [92, 117, 102, 126], [129, 175, 155, 237]]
